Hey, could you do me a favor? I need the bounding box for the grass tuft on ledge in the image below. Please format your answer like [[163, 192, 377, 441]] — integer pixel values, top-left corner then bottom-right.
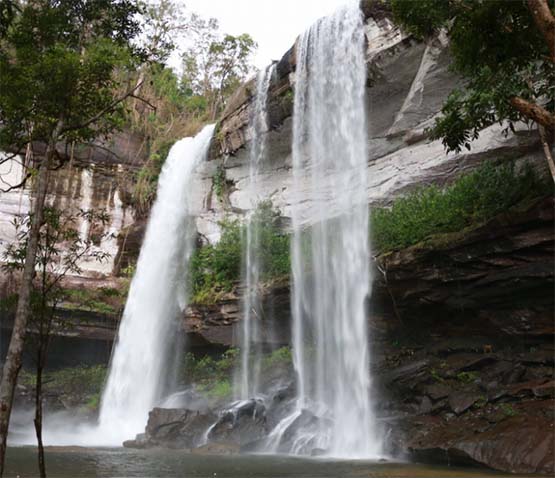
[[371, 161, 551, 253]]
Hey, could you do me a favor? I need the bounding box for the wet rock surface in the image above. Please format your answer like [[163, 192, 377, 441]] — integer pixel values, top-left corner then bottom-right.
[[207, 399, 269, 448], [181, 197, 554, 473], [375, 338, 554, 474], [123, 407, 217, 450]]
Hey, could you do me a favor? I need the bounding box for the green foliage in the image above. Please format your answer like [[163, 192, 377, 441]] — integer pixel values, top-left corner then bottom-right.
[[133, 142, 171, 211], [182, 347, 291, 400], [212, 165, 227, 202], [457, 371, 479, 384], [182, 16, 257, 118], [86, 393, 101, 410], [199, 379, 232, 400], [130, 64, 211, 213], [261, 346, 293, 370], [20, 365, 107, 398], [189, 218, 242, 303], [182, 349, 238, 400], [189, 202, 290, 304], [500, 403, 518, 417], [64, 288, 119, 315], [0, 0, 143, 152], [183, 348, 239, 383], [371, 162, 550, 252], [391, 0, 554, 153], [252, 201, 291, 280]]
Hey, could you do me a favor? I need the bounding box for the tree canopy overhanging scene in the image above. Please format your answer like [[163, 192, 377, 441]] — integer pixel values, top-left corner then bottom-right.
[[0, 0, 553, 477]]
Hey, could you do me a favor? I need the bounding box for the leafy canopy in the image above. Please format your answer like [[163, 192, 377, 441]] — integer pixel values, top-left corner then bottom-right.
[[0, 0, 143, 153], [182, 16, 256, 117], [391, 0, 555, 152]]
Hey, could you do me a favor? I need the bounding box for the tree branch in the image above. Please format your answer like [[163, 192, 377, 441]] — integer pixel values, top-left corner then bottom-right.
[[527, 0, 555, 63], [61, 80, 145, 134], [0, 173, 31, 193], [129, 94, 157, 111], [509, 96, 555, 131]]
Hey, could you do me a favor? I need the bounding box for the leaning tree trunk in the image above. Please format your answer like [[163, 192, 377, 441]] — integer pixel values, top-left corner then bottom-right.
[[0, 120, 62, 476], [34, 350, 46, 478]]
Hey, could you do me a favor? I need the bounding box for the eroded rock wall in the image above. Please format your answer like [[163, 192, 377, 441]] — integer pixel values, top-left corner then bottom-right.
[[190, 6, 547, 243]]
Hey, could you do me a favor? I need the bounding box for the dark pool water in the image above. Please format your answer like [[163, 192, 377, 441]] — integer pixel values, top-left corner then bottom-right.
[[4, 447, 536, 478]]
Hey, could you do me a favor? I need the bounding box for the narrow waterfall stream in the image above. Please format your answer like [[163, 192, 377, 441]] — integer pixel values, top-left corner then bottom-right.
[[96, 124, 215, 444], [236, 65, 275, 400], [285, 3, 380, 457]]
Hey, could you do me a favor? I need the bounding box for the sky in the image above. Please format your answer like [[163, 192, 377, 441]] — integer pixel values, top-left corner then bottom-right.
[[178, 0, 352, 69]]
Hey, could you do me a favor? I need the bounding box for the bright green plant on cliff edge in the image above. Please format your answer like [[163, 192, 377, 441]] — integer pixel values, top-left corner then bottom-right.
[[371, 161, 551, 252], [181, 347, 292, 400]]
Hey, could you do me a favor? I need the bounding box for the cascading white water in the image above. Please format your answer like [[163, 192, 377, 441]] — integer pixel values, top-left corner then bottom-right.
[[287, 3, 381, 457], [78, 167, 93, 242], [97, 124, 215, 444], [236, 65, 274, 399]]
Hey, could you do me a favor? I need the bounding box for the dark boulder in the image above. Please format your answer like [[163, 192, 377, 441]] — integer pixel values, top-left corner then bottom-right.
[[207, 399, 268, 447], [124, 407, 217, 450]]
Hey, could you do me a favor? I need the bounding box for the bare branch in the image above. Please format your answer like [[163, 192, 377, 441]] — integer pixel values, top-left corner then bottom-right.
[[129, 94, 157, 111], [61, 80, 146, 134], [0, 173, 31, 193]]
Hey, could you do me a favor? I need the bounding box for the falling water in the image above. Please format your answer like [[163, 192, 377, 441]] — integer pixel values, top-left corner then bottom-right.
[[97, 124, 215, 444], [78, 167, 93, 242], [287, 4, 380, 457], [236, 65, 274, 399]]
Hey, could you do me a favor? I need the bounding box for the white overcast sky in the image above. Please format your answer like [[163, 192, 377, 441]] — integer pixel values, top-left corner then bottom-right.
[[177, 0, 353, 69]]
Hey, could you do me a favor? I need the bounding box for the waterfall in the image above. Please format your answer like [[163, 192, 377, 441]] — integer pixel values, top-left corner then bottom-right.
[[78, 167, 93, 242], [288, 3, 380, 457], [97, 124, 215, 444], [236, 65, 274, 399]]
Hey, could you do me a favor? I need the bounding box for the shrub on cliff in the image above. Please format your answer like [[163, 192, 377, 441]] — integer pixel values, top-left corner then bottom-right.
[[371, 161, 551, 252], [189, 202, 290, 304]]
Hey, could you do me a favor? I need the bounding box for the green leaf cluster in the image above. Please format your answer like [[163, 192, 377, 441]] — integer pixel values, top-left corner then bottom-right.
[[0, 0, 143, 151], [371, 161, 551, 252], [189, 201, 290, 304], [181, 346, 292, 399], [20, 365, 107, 399], [391, 0, 554, 152]]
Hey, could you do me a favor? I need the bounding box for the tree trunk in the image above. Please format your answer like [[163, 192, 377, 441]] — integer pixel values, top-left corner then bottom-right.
[[34, 351, 46, 478], [0, 120, 63, 476], [527, 0, 555, 63], [538, 125, 555, 183], [509, 96, 555, 131]]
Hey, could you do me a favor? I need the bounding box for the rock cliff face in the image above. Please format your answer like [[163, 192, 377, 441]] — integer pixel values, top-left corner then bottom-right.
[[189, 5, 546, 243], [179, 194, 554, 474], [0, 130, 147, 365], [0, 130, 147, 277], [370, 199, 554, 474]]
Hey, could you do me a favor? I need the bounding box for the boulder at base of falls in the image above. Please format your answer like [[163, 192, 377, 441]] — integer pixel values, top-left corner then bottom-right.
[[206, 399, 268, 448], [123, 407, 217, 450]]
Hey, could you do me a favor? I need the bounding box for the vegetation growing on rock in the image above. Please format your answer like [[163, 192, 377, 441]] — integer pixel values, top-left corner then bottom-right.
[[19, 365, 107, 412], [371, 161, 551, 252], [189, 201, 290, 304], [182, 346, 292, 401]]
